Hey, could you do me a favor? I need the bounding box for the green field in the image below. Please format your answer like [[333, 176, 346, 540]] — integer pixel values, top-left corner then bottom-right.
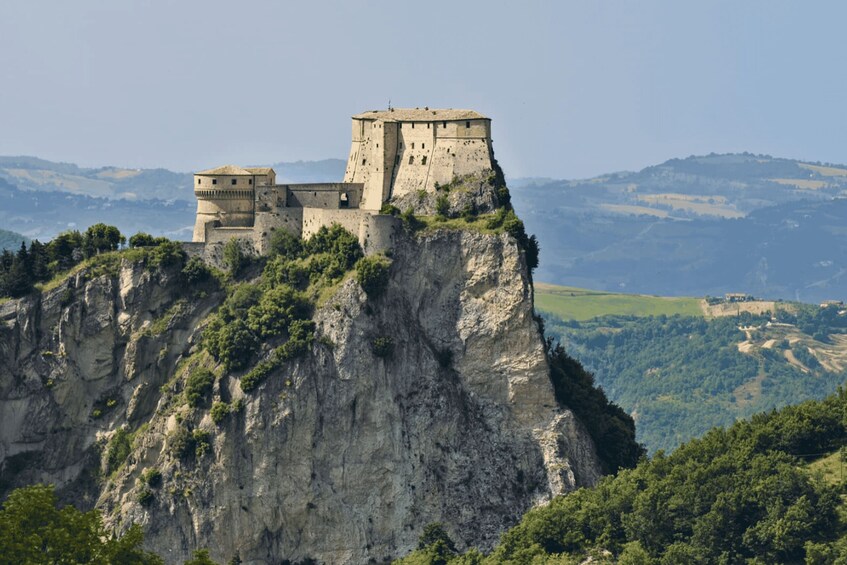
[[534, 282, 703, 321]]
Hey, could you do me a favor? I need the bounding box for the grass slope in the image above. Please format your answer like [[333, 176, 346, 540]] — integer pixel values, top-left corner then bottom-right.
[[534, 282, 703, 320]]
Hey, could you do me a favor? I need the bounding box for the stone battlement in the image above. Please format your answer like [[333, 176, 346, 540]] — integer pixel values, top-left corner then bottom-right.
[[191, 108, 495, 259]]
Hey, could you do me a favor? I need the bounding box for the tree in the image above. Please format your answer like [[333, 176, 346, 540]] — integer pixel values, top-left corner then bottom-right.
[[223, 239, 249, 276], [184, 549, 220, 565], [83, 223, 125, 258], [48, 230, 84, 270], [0, 484, 163, 564], [356, 256, 391, 298]]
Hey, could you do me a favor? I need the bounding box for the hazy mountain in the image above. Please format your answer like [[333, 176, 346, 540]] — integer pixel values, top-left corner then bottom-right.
[[0, 158, 347, 240], [513, 153, 847, 303], [0, 229, 28, 251], [0, 156, 347, 203]]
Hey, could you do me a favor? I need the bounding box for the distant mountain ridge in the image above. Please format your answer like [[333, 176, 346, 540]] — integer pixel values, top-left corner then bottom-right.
[[512, 153, 847, 303], [0, 157, 347, 240], [0, 156, 347, 203]]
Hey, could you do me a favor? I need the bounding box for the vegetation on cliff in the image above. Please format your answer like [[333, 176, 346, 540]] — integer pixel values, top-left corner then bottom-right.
[[543, 305, 847, 454], [0, 484, 163, 565], [402, 388, 847, 564]]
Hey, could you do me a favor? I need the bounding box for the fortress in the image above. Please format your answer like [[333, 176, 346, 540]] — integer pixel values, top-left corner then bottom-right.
[[192, 108, 495, 255]]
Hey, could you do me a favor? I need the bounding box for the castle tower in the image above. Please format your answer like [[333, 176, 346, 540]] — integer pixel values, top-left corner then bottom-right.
[[343, 108, 494, 210], [192, 165, 275, 242]]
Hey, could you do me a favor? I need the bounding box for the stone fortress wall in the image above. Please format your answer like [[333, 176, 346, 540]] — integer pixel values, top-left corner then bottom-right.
[[191, 108, 494, 260]]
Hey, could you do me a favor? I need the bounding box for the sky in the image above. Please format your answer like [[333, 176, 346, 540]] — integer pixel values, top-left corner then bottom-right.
[[1, 0, 846, 179]]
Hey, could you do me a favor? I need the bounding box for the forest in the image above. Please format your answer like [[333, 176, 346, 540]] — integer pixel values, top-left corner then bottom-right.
[[543, 310, 847, 453]]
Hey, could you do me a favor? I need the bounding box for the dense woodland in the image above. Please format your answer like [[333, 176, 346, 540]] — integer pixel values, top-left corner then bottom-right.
[[544, 310, 847, 453]]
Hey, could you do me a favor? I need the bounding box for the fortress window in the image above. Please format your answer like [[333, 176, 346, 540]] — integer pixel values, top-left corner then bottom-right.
[[197, 179, 201, 185], [411, 143, 415, 149], [212, 179, 217, 185], [466, 121, 470, 128], [362, 159, 367, 165], [422, 143, 425, 149], [422, 156, 427, 165], [411, 123, 415, 129], [427, 123, 431, 129], [409, 156, 414, 165], [249, 179, 253, 185], [231, 179, 237, 186], [442, 122, 446, 128]]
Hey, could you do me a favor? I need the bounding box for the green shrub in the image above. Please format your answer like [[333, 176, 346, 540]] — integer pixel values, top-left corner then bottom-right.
[[356, 256, 391, 298], [136, 487, 154, 506], [147, 240, 185, 269], [304, 224, 362, 269], [129, 232, 169, 248], [269, 229, 303, 258], [246, 285, 310, 339], [0, 484, 162, 563], [400, 208, 425, 232], [435, 195, 450, 218], [141, 467, 162, 487], [185, 367, 215, 407], [192, 429, 211, 457], [184, 549, 219, 565], [263, 256, 309, 289], [220, 284, 262, 322], [210, 401, 230, 425], [216, 319, 258, 372], [240, 358, 278, 392], [372, 336, 394, 359], [380, 203, 400, 216], [278, 319, 315, 361], [105, 427, 132, 474], [182, 256, 213, 285], [168, 426, 195, 460], [223, 239, 249, 276]]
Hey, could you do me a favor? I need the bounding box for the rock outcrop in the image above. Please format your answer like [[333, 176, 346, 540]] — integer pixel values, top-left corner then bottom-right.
[[0, 227, 602, 564]]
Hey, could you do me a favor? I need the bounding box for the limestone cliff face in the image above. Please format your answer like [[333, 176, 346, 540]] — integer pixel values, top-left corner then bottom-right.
[[0, 261, 221, 501], [0, 229, 602, 564]]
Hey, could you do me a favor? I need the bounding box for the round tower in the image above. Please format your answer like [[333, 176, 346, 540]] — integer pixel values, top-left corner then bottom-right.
[[192, 165, 257, 242]]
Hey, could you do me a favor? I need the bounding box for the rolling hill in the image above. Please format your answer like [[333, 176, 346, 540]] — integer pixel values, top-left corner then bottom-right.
[[514, 153, 847, 304], [535, 282, 847, 453]]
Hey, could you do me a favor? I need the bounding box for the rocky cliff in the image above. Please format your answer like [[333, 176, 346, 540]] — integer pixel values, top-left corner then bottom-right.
[[0, 226, 603, 564]]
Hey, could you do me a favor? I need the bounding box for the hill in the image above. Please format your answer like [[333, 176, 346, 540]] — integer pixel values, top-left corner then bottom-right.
[[0, 229, 27, 251], [535, 283, 847, 453], [0, 156, 347, 203], [514, 153, 847, 303]]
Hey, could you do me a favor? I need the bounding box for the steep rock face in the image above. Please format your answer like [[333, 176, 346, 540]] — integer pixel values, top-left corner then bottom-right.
[[0, 261, 220, 500], [100, 230, 601, 564], [0, 228, 603, 565]]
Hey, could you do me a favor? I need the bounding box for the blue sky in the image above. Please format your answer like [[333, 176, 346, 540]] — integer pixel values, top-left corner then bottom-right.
[[1, 0, 845, 178]]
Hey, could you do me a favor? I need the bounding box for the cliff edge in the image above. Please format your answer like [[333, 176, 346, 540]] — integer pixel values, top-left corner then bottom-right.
[[0, 201, 606, 563]]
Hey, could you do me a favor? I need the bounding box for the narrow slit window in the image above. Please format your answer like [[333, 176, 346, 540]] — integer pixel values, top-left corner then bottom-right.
[[411, 142, 415, 149], [197, 179, 201, 185], [442, 122, 446, 128], [422, 143, 425, 149], [249, 179, 253, 185], [409, 156, 414, 164], [362, 159, 367, 165], [422, 156, 427, 165], [466, 121, 470, 128]]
